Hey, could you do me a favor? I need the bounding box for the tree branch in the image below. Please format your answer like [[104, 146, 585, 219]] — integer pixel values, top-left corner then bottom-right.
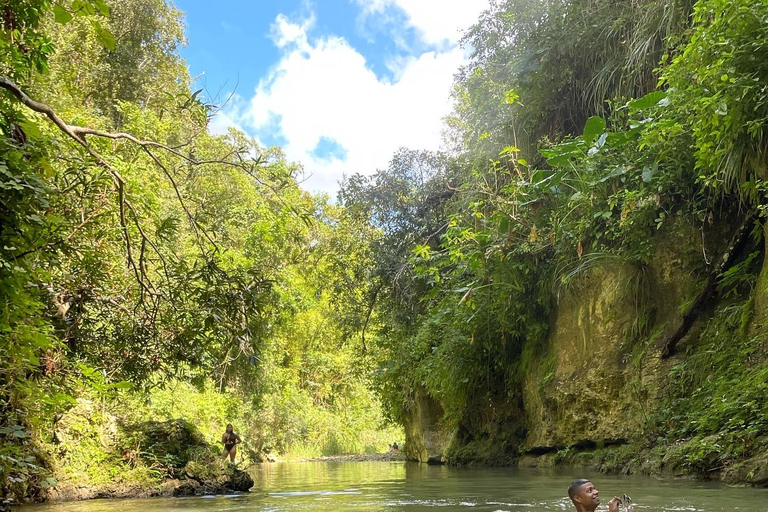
[[660, 213, 758, 358]]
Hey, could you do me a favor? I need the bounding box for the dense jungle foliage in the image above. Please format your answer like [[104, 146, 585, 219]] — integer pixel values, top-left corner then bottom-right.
[[2, 0, 768, 504], [0, 0, 397, 504]]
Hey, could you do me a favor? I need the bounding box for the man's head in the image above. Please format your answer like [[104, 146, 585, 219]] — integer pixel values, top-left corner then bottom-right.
[[568, 479, 600, 511]]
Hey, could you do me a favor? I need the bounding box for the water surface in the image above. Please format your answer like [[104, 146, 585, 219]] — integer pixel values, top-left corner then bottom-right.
[[29, 462, 768, 511]]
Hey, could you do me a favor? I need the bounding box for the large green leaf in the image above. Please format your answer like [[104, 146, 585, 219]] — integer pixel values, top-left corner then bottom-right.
[[53, 5, 73, 24], [583, 116, 606, 146], [93, 21, 117, 51], [628, 91, 667, 112]]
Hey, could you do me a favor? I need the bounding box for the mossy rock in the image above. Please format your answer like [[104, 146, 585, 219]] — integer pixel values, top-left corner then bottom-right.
[[721, 445, 768, 487], [121, 419, 207, 473], [222, 464, 254, 491]]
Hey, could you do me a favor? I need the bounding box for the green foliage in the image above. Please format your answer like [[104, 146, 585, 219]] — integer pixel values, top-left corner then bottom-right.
[[2, 0, 396, 502], [649, 301, 768, 474], [449, 0, 691, 158], [660, 0, 768, 204], [3, 0, 768, 496], [361, 0, 768, 473]]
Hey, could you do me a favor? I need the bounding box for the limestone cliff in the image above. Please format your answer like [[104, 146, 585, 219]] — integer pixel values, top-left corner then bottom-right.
[[403, 218, 768, 485]]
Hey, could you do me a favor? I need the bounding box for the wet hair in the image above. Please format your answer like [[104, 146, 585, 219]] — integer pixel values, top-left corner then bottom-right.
[[568, 479, 591, 501], [226, 423, 233, 431]]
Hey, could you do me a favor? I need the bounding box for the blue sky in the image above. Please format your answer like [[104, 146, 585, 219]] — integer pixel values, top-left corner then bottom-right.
[[174, 0, 490, 195]]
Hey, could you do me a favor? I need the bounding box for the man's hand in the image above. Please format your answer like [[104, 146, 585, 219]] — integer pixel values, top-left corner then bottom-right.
[[607, 497, 622, 512], [607, 496, 636, 512]]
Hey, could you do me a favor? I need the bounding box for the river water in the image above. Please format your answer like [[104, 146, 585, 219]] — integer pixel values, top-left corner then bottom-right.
[[28, 462, 768, 511]]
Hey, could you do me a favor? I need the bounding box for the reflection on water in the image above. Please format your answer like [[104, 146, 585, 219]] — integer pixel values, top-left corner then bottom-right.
[[26, 462, 768, 511]]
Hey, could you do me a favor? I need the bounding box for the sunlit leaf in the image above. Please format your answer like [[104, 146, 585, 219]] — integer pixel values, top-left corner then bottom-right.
[[53, 5, 73, 24]]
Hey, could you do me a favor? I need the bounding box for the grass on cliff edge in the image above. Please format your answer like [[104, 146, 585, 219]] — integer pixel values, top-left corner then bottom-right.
[[647, 299, 768, 476]]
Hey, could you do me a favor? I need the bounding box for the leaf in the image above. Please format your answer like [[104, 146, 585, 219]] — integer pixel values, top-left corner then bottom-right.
[[18, 120, 42, 139], [628, 91, 667, 112], [546, 152, 580, 167], [528, 225, 538, 243], [500, 145, 520, 156], [583, 116, 606, 146], [93, 22, 117, 51], [642, 167, 655, 183], [53, 5, 73, 24], [595, 132, 608, 149], [93, 0, 110, 16], [71, 0, 95, 16]]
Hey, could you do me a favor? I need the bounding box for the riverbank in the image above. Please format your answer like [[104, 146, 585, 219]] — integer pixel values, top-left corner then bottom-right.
[[301, 452, 407, 463], [25, 463, 768, 512], [46, 465, 253, 502], [516, 440, 768, 487], [40, 418, 254, 503], [40, 453, 405, 503]]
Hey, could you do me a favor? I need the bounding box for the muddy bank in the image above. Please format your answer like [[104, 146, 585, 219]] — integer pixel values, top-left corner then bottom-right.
[[301, 452, 407, 463]]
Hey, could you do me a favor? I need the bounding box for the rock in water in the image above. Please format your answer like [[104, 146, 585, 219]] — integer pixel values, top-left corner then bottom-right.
[[223, 465, 254, 492]]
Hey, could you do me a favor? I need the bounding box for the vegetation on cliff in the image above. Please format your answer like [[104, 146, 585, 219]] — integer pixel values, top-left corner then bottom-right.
[[342, 0, 768, 481]]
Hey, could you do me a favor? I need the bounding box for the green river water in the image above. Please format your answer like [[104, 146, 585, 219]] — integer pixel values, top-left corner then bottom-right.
[[27, 462, 768, 511]]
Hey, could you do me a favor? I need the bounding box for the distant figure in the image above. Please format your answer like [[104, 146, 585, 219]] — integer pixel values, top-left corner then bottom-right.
[[392, 442, 399, 451], [221, 423, 242, 462], [567, 479, 635, 512]]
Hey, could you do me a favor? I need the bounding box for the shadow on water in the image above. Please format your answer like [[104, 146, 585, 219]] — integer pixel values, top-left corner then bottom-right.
[[25, 462, 768, 511]]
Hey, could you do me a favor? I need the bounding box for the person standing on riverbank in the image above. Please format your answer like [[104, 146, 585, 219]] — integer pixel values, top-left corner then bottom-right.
[[568, 479, 635, 512], [221, 424, 242, 462]]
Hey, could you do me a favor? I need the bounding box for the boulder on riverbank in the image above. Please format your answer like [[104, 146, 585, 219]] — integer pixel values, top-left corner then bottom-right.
[[47, 417, 253, 502]]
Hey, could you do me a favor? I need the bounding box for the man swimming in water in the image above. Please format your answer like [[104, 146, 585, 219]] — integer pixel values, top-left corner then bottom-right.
[[568, 479, 635, 512]]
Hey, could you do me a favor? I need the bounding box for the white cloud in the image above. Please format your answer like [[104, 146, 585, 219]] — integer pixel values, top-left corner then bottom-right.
[[270, 13, 314, 48], [355, 0, 491, 45], [213, 6, 489, 195]]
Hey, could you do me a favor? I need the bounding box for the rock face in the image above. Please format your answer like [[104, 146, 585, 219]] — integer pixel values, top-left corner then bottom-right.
[[523, 263, 640, 451], [403, 392, 450, 463], [520, 221, 705, 454], [403, 220, 768, 485], [50, 465, 254, 502]]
